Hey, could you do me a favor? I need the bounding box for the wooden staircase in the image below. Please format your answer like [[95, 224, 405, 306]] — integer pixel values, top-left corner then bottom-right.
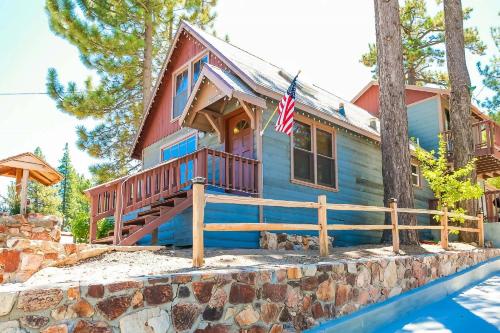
[[93, 191, 192, 246]]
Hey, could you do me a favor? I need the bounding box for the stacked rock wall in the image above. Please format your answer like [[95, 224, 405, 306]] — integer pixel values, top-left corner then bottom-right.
[[0, 248, 498, 332], [0, 214, 63, 285], [260, 232, 334, 251], [0, 214, 61, 246]]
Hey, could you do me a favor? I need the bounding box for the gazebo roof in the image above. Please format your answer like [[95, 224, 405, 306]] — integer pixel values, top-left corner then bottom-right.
[[0, 152, 63, 186]]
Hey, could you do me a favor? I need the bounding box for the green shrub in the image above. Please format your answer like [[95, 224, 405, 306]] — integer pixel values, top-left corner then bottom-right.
[[414, 134, 483, 222], [97, 218, 114, 239]]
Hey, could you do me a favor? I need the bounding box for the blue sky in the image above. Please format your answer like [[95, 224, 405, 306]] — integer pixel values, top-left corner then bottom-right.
[[0, 0, 498, 196]]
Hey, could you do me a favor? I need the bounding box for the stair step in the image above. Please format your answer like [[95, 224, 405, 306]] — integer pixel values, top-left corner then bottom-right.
[[138, 208, 161, 217], [151, 199, 175, 209], [163, 191, 188, 200], [108, 225, 139, 236], [93, 236, 114, 244], [123, 216, 147, 226]]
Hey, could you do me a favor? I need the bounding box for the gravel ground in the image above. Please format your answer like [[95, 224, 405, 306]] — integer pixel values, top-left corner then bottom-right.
[[20, 242, 478, 288]]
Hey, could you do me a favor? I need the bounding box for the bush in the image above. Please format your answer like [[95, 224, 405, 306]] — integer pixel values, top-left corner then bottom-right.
[[70, 211, 90, 243], [414, 134, 483, 222], [97, 218, 114, 239]]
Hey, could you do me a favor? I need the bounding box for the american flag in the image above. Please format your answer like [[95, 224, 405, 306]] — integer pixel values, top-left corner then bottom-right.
[[275, 74, 299, 135]]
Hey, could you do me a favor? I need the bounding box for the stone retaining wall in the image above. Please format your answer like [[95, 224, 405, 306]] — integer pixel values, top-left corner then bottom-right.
[[0, 214, 61, 246], [0, 248, 498, 333], [0, 239, 98, 284]]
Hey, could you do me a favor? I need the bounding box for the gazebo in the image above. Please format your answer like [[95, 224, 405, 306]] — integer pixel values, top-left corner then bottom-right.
[[0, 152, 63, 214]]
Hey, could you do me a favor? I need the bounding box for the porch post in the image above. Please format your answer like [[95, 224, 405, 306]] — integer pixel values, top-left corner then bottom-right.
[[255, 107, 264, 223], [192, 177, 206, 267]]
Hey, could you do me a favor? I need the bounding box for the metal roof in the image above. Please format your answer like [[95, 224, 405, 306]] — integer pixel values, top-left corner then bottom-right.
[[185, 22, 380, 136]]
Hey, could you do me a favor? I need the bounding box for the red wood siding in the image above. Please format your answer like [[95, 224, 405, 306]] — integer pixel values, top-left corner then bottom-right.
[[133, 32, 207, 158], [354, 85, 436, 116]]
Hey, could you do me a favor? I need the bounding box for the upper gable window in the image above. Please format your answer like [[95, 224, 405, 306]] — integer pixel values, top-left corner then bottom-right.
[[173, 69, 188, 119], [192, 54, 209, 88]]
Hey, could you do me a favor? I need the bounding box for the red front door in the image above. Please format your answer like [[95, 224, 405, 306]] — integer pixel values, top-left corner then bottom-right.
[[227, 111, 253, 158]]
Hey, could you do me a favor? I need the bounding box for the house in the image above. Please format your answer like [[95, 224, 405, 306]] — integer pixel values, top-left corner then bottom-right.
[[85, 21, 435, 248], [352, 82, 500, 223]]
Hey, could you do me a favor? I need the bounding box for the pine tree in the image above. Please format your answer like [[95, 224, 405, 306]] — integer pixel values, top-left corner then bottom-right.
[[58, 143, 78, 228], [443, 0, 476, 242], [69, 173, 93, 242], [28, 148, 61, 215], [2, 182, 20, 215], [45, 0, 217, 183], [362, 0, 485, 86], [374, 0, 418, 245], [477, 14, 500, 118]]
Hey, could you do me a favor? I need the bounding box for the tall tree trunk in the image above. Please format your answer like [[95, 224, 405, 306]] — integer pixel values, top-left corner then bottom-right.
[[407, 67, 417, 85], [143, 1, 153, 111], [443, 0, 477, 242], [374, 0, 418, 245]]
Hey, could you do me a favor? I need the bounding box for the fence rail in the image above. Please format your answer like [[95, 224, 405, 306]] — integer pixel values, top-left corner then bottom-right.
[[191, 178, 485, 267]]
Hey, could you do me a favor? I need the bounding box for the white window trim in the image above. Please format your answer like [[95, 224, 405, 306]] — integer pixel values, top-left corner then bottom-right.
[[170, 50, 210, 123], [290, 115, 338, 192], [191, 51, 210, 88], [411, 163, 421, 187], [159, 133, 198, 163]]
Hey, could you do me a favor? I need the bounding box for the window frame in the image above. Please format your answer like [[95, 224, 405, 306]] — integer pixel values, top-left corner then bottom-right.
[[170, 50, 210, 122], [191, 52, 209, 89], [159, 133, 198, 163], [171, 66, 189, 121], [290, 115, 338, 192], [411, 162, 421, 188]]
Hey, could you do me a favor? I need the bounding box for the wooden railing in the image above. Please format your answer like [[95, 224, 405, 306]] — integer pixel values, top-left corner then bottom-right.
[[191, 178, 485, 267], [85, 148, 260, 243], [443, 120, 500, 157], [480, 190, 500, 223]]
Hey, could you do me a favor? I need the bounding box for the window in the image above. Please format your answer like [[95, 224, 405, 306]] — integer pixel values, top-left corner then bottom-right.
[[292, 120, 336, 189], [411, 164, 420, 187], [161, 136, 197, 185], [192, 54, 208, 88], [173, 69, 188, 119], [161, 136, 196, 162]]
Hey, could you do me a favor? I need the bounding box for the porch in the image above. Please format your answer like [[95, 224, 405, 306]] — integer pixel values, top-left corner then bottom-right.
[[443, 119, 500, 178], [84, 148, 260, 245]]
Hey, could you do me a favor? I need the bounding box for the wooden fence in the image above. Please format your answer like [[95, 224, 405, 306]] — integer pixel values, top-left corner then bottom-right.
[[191, 178, 485, 267]]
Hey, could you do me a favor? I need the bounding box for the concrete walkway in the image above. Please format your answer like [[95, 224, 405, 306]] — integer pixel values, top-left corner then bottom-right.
[[380, 274, 500, 333]]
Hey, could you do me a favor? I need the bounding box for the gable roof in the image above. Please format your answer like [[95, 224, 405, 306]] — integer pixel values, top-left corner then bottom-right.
[[352, 81, 489, 120], [178, 63, 266, 126], [0, 152, 63, 186], [131, 21, 381, 156]]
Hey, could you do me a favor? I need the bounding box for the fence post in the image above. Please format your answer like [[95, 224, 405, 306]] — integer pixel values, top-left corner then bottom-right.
[[440, 205, 449, 250], [478, 209, 484, 248], [192, 177, 206, 267], [389, 198, 399, 253], [318, 195, 328, 257]]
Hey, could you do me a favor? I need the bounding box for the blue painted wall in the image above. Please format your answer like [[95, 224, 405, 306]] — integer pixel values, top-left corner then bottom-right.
[[260, 108, 435, 246], [136, 102, 436, 248], [407, 97, 441, 152]]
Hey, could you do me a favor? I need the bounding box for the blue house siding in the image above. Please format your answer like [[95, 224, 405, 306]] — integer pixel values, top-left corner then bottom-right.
[[260, 110, 435, 246], [134, 105, 435, 248], [407, 97, 441, 152], [135, 189, 259, 248]]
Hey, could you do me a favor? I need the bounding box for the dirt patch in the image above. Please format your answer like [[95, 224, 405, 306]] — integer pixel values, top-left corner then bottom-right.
[[19, 242, 479, 288]]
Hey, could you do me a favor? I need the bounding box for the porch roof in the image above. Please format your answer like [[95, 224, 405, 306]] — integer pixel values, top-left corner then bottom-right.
[[179, 64, 266, 136]]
